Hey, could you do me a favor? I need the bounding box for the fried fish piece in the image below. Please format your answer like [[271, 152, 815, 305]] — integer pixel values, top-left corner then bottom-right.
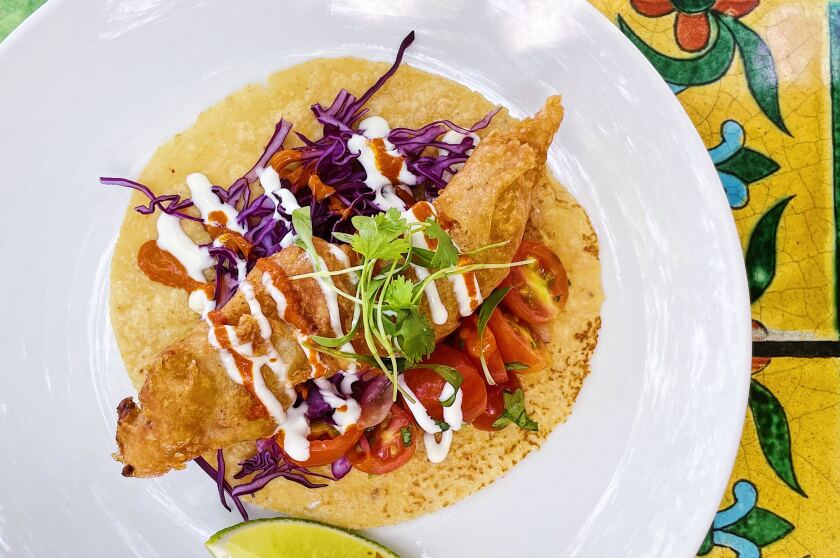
[[115, 97, 563, 478]]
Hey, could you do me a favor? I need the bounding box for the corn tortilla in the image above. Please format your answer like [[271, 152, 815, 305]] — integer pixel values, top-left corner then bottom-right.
[[109, 58, 602, 527]]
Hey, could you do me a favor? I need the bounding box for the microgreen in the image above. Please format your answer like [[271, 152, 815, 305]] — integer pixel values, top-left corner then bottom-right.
[[461, 239, 511, 257], [383, 276, 415, 310], [292, 208, 361, 305], [341, 209, 410, 260], [491, 388, 539, 431], [289, 204, 533, 399], [400, 427, 412, 447], [292, 207, 315, 254], [475, 287, 511, 385], [505, 361, 530, 371], [435, 420, 451, 432], [395, 310, 435, 363], [423, 218, 458, 268], [421, 364, 463, 407]]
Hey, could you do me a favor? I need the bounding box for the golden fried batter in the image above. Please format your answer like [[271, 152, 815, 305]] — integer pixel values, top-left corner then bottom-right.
[[114, 97, 562, 478]]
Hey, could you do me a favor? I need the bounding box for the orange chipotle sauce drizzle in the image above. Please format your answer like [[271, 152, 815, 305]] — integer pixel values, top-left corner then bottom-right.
[[207, 310, 268, 420], [207, 210, 228, 226], [137, 240, 214, 299], [256, 260, 330, 379], [370, 138, 404, 184], [205, 224, 253, 259], [308, 174, 352, 217], [307, 174, 336, 201], [269, 149, 314, 187], [409, 203, 479, 308], [300, 336, 329, 378], [458, 255, 481, 309], [255, 259, 311, 332], [410, 201, 439, 249]]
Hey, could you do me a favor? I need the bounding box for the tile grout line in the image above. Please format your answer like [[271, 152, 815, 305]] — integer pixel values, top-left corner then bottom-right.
[[831, 2, 840, 335]]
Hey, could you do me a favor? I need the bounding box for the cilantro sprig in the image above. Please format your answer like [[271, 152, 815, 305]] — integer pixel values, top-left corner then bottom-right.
[[492, 388, 539, 431], [289, 206, 534, 397], [475, 287, 511, 385]]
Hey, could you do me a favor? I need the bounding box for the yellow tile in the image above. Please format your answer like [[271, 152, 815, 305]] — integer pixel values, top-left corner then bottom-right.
[[593, 0, 835, 335], [590, 1, 840, 555]]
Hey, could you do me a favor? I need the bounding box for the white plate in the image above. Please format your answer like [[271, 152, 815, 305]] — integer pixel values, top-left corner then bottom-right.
[[0, 1, 751, 556]]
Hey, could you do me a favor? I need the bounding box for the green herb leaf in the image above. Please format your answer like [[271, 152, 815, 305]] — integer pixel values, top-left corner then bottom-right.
[[421, 364, 463, 407], [395, 309, 435, 364], [309, 322, 360, 349], [309, 333, 355, 348], [400, 426, 412, 447], [292, 207, 315, 254], [349, 208, 409, 260], [435, 420, 451, 432], [505, 361, 529, 371], [461, 239, 510, 257], [411, 247, 436, 268], [424, 218, 458, 269], [491, 388, 538, 431], [477, 287, 510, 336], [384, 276, 416, 310], [331, 231, 355, 244], [475, 287, 511, 384]]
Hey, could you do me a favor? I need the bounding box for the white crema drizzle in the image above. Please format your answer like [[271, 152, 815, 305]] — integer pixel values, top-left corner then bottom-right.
[[347, 116, 417, 211]]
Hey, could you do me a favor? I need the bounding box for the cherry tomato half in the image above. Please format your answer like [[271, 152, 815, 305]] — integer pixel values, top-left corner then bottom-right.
[[501, 240, 569, 324], [455, 315, 508, 384], [402, 344, 488, 423], [488, 310, 551, 374], [286, 421, 363, 468], [471, 374, 522, 431], [347, 403, 416, 475]]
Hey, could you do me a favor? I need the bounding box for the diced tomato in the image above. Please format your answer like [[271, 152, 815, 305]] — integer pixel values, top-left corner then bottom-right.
[[347, 403, 416, 475], [501, 240, 569, 324], [287, 421, 362, 467], [455, 315, 508, 384], [471, 375, 522, 431], [402, 345, 488, 423], [488, 310, 551, 374]]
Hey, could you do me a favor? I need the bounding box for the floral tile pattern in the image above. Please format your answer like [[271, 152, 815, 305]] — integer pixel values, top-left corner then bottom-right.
[[594, 0, 840, 555]]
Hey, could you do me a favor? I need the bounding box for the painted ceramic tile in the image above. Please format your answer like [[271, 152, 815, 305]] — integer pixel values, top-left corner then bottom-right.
[[591, 0, 840, 555], [0, 0, 45, 42]]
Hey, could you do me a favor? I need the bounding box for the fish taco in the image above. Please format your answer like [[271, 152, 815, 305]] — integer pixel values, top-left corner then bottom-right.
[[105, 32, 602, 528]]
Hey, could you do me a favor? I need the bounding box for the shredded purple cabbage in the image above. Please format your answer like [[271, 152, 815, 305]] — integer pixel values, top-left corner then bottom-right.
[[100, 177, 201, 222], [231, 437, 332, 497], [194, 453, 248, 520], [195, 438, 333, 520], [331, 456, 352, 480], [388, 108, 500, 196], [100, 29, 498, 308], [304, 382, 332, 421]]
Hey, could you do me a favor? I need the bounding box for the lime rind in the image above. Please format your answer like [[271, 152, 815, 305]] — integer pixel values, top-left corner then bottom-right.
[[205, 517, 399, 558]]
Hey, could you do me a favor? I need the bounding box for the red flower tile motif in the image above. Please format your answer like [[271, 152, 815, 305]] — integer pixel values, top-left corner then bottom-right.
[[630, 0, 759, 52], [751, 319, 770, 373]]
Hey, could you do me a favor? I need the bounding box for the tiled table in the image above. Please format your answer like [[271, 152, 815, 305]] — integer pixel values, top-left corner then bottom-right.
[[592, 1, 840, 555]]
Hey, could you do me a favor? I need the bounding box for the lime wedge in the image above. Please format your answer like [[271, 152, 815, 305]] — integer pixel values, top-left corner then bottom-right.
[[205, 518, 400, 558]]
